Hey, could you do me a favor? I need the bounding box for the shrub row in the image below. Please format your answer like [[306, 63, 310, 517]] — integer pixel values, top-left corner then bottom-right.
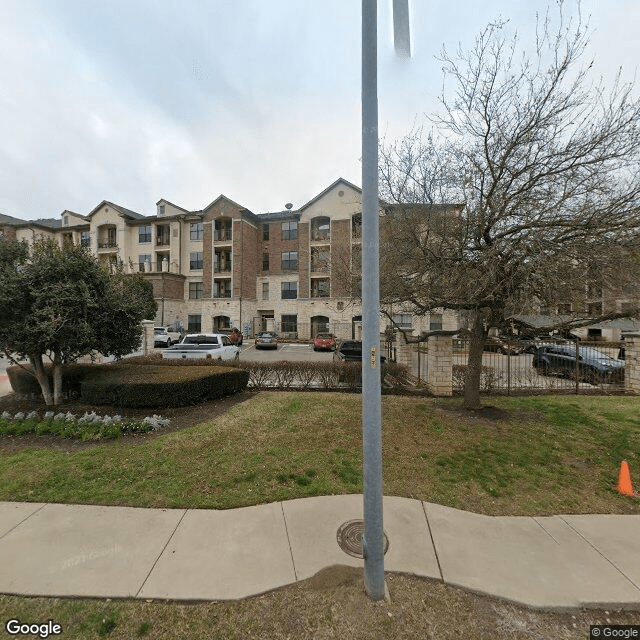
[[6, 362, 97, 396], [80, 364, 249, 408]]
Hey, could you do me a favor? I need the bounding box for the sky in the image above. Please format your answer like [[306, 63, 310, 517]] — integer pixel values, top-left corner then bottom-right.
[[1, 0, 638, 220]]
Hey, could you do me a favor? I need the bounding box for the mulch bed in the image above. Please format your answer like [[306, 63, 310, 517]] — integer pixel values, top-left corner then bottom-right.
[[0, 390, 259, 453]]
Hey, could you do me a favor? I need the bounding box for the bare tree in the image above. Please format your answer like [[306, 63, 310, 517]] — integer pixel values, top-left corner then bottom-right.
[[378, 6, 640, 409]]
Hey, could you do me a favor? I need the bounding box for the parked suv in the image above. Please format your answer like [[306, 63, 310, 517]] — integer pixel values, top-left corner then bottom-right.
[[533, 344, 625, 384]]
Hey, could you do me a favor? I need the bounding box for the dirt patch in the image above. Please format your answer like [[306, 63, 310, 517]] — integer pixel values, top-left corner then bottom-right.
[[435, 401, 512, 422], [0, 391, 259, 453]]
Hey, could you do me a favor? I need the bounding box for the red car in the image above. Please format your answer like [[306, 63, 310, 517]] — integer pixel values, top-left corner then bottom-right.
[[217, 327, 243, 346], [313, 333, 336, 351]]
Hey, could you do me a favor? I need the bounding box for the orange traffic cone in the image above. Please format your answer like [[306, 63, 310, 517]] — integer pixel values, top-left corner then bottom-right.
[[616, 461, 634, 497]]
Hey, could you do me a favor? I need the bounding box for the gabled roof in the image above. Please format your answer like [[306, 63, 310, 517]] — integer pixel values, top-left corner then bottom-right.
[[86, 200, 146, 220], [298, 178, 362, 212], [155, 199, 191, 214], [202, 194, 249, 213], [61, 209, 88, 221]]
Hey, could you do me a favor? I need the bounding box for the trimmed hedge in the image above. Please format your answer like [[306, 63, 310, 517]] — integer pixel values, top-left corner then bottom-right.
[[80, 364, 249, 408], [6, 363, 97, 396]]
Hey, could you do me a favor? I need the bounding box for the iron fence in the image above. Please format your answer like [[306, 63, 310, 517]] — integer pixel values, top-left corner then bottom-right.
[[413, 338, 626, 395]]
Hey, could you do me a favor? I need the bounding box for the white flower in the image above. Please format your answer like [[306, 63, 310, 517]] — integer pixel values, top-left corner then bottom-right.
[[44, 411, 55, 420], [112, 415, 122, 423], [64, 412, 76, 423], [26, 411, 39, 420], [102, 416, 114, 425], [14, 412, 25, 420], [53, 413, 66, 422], [1, 411, 12, 420]]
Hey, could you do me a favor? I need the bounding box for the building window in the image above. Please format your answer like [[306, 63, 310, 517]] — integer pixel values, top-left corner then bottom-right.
[[187, 314, 201, 332], [139, 225, 151, 243], [214, 219, 232, 242], [189, 282, 203, 299], [311, 248, 330, 272], [282, 221, 298, 240], [281, 282, 298, 299], [263, 224, 270, 241], [157, 204, 165, 217], [352, 213, 362, 239], [138, 254, 152, 272], [281, 251, 298, 270], [281, 314, 298, 333], [213, 280, 231, 298], [156, 225, 170, 246], [311, 216, 330, 241], [190, 222, 203, 240], [394, 314, 413, 330], [190, 252, 203, 270], [262, 282, 269, 300], [63, 216, 69, 227], [429, 314, 442, 331], [80, 231, 90, 247], [262, 253, 270, 271], [311, 279, 330, 298]]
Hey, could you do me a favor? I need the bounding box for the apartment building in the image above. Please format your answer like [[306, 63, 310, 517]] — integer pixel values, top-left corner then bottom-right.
[[3, 178, 455, 340]]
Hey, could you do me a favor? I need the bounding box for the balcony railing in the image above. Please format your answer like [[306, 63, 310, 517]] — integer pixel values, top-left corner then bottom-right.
[[214, 229, 232, 242], [213, 290, 232, 299], [156, 237, 170, 246], [214, 264, 232, 273], [98, 240, 118, 249]]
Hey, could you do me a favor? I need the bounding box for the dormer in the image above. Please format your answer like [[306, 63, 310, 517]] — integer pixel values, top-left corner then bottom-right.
[[157, 204, 165, 217]]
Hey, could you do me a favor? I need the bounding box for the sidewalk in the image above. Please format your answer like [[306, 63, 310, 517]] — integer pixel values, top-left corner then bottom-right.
[[1, 495, 639, 609]]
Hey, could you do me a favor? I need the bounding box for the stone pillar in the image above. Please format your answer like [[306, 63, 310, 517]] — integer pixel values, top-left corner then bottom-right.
[[394, 342, 414, 368], [141, 320, 155, 355], [624, 333, 640, 394], [426, 334, 453, 396]]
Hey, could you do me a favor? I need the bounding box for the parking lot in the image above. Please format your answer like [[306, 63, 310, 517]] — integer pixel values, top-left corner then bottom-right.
[[239, 342, 334, 363]]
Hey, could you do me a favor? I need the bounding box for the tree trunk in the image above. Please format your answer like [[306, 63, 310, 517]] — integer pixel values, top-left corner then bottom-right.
[[30, 354, 54, 406], [463, 311, 484, 410], [52, 355, 63, 406]]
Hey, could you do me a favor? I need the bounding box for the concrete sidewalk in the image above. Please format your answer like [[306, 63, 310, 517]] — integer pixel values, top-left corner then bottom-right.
[[1, 496, 639, 609]]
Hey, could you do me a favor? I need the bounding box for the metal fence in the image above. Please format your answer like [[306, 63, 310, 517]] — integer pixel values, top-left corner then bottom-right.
[[413, 338, 626, 395]]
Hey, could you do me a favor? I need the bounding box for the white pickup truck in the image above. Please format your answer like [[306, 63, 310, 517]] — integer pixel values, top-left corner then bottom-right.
[[161, 334, 240, 361]]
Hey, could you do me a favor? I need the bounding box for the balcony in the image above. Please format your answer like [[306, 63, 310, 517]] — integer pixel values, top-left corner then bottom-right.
[[97, 240, 118, 249], [156, 236, 170, 246]]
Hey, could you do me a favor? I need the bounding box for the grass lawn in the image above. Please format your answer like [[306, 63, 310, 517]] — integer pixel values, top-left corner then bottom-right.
[[0, 392, 638, 516]]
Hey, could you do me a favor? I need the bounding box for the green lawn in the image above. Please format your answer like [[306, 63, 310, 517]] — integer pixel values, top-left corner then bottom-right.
[[1, 392, 639, 516]]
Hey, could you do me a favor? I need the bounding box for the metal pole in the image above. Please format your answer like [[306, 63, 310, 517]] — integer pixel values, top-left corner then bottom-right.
[[361, 0, 385, 601]]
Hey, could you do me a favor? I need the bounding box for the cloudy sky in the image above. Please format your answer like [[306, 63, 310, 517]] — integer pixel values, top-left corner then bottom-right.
[[1, 0, 638, 220]]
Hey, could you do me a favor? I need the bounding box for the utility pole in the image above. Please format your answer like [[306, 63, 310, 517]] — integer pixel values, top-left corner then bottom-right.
[[361, 0, 411, 601]]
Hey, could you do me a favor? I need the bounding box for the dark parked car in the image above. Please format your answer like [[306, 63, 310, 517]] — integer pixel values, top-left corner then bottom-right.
[[533, 344, 625, 384], [333, 340, 387, 383], [255, 331, 278, 350], [333, 341, 387, 364]]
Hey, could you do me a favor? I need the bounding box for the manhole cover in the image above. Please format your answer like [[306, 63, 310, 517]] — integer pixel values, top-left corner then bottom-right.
[[336, 519, 389, 558]]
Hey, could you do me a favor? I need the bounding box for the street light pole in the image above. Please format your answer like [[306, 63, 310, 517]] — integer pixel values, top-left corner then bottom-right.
[[361, 0, 411, 601], [361, 0, 384, 601]]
